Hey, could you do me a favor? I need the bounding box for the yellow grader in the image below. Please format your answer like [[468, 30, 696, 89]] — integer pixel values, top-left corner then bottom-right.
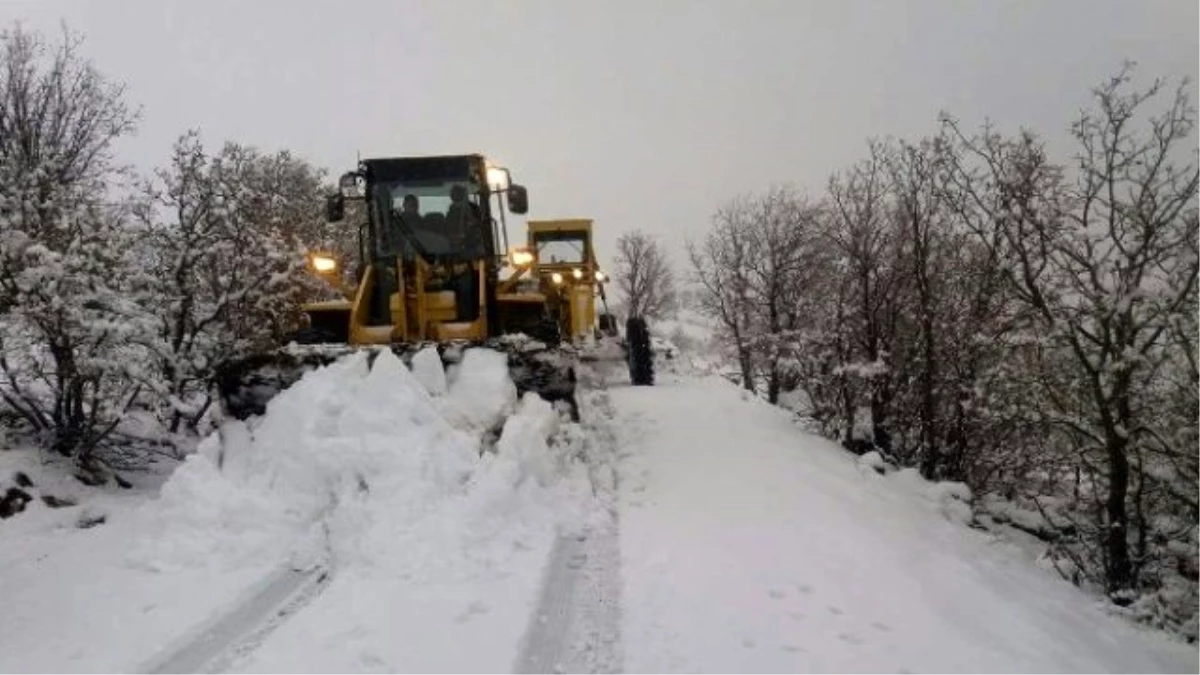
[[216, 154, 618, 420]]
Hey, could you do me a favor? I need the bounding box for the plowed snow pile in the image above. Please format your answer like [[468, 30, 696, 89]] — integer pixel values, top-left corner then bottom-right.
[[4, 346, 596, 673]]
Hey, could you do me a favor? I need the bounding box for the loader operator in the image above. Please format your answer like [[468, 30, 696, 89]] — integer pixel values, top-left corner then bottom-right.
[[382, 193, 422, 258], [444, 183, 482, 320], [445, 184, 482, 252], [395, 194, 423, 256]]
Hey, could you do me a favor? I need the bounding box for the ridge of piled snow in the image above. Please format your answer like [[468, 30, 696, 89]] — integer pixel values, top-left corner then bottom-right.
[[411, 345, 448, 396], [226, 362, 593, 672], [446, 347, 518, 432], [128, 349, 481, 573], [1, 345, 596, 672], [119, 345, 593, 672]]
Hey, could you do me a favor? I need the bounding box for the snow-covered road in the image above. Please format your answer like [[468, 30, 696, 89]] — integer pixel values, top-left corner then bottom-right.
[[1, 355, 1196, 673], [610, 374, 1197, 673]]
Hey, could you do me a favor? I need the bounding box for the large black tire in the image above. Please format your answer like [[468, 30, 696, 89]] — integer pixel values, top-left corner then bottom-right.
[[597, 312, 619, 337], [626, 316, 654, 386], [285, 326, 340, 345], [531, 315, 562, 347]]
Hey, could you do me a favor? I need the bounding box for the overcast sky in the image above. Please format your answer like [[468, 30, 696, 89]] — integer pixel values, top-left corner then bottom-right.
[[3, 0, 1196, 272]]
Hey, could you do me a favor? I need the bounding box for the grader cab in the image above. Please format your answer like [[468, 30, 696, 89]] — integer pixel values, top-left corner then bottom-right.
[[498, 218, 618, 346]]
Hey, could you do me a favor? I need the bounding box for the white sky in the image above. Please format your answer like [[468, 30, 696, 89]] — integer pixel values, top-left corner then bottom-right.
[[3, 0, 1196, 273]]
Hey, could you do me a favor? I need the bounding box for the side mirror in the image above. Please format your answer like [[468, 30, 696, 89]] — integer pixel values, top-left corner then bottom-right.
[[326, 194, 345, 222], [507, 184, 529, 215]]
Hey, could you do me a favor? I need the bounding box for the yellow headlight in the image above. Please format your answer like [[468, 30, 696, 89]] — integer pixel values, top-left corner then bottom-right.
[[311, 255, 338, 273], [551, 272, 563, 285], [486, 166, 510, 189], [572, 268, 583, 280], [509, 248, 535, 267], [594, 270, 607, 282]]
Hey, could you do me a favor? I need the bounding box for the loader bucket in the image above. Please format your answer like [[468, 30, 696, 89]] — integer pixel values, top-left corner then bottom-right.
[[213, 339, 580, 422]]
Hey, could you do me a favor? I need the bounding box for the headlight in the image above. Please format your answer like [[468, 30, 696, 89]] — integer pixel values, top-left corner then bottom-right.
[[551, 272, 563, 285], [572, 268, 583, 280], [310, 254, 338, 273], [486, 166, 510, 189], [594, 270, 607, 282], [509, 248, 535, 267]]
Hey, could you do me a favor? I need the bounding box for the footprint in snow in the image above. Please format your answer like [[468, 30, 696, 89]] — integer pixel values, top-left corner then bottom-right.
[[837, 632, 865, 646], [767, 588, 786, 599], [454, 600, 490, 623], [827, 606, 843, 616], [741, 638, 757, 649], [788, 611, 805, 621], [796, 584, 813, 594], [782, 644, 805, 654], [358, 651, 388, 671], [871, 621, 891, 632]]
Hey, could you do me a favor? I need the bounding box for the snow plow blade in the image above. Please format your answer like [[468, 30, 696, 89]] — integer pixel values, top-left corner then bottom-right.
[[213, 339, 579, 422]]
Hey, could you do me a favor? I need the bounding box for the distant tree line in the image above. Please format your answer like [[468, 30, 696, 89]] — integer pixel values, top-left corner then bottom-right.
[[0, 25, 341, 477], [689, 66, 1198, 637]]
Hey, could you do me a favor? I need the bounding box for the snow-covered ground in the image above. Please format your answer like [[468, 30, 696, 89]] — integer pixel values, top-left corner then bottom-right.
[[611, 372, 1197, 673], [0, 347, 607, 673], [1, 343, 1196, 673]]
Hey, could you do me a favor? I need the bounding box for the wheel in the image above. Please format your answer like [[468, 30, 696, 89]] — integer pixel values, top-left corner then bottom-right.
[[598, 312, 619, 337], [626, 316, 654, 386], [285, 326, 339, 345], [531, 315, 563, 347]]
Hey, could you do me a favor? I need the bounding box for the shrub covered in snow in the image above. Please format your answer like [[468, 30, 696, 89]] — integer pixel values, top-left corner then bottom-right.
[[0, 26, 335, 476], [688, 66, 1199, 636]]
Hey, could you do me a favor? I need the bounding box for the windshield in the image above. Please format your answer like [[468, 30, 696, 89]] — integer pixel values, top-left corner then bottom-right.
[[534, 231, 587, 265], [374, 179, 487, 262]]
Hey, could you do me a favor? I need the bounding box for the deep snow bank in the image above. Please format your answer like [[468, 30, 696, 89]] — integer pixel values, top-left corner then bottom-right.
[[130, 347, 582, 574], [121, 346, 597, 671]]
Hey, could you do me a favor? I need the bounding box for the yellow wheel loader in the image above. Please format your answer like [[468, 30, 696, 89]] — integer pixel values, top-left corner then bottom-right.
[[215, 154, 613, 420]]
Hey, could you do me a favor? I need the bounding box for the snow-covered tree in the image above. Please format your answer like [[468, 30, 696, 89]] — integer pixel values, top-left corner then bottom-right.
[[942, 67, 1199, 602], [614, 229, 676, 321], [688, 196, 762, 393], [0, 24, 149, 467], [689, 186, 823, 404], [132, 132, 329, 432]]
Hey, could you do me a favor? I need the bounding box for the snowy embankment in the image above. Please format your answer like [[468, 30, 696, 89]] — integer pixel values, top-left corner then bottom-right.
[[612, 373, 1198, 674], [0, 347, 603, 673]]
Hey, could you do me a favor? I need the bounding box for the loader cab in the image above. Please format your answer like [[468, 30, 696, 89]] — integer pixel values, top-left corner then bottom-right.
[[316, 154, 530, 345]]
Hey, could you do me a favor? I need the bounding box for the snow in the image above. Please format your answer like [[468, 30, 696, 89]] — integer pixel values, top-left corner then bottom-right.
[[0, 448, 268, 674], [0, 347, 592, 673], [1, 348, 1196, 673], [410, 345, 448, 396], [857, 450, 888, 474], [610, 374, 1196, 673], [226, 359, 592, 672], [446, 347, 518, 432]]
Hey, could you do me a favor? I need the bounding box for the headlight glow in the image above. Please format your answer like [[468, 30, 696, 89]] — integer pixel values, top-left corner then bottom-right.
[[486, 167, 510, 189], [594, 270, 607, 282], [551, 272, 564, 285], [509, 248, 535, 267], [311, 255, 338, 273], [572, 268, 583, 280]]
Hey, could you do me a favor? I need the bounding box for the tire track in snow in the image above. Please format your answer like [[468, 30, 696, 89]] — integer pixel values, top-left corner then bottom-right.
[[138, 561, 332, 674], [139, 508, 338, 674], [515, 384, 623, 674]]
